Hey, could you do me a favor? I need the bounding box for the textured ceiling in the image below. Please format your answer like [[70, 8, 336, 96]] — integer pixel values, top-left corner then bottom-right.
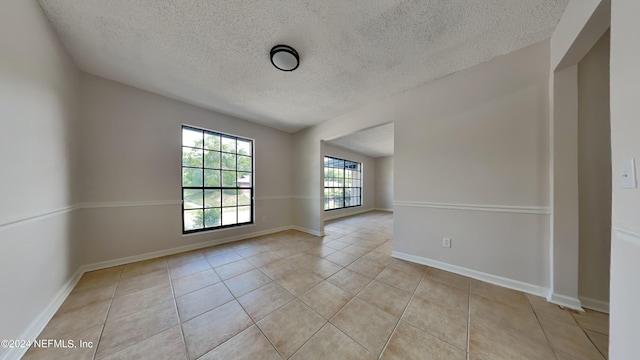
[[327, 123, 394, 158], [39, 0, 568, 133]]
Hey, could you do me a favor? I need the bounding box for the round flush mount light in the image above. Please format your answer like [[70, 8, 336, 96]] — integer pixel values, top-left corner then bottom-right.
[[270, 45, 299, 71]]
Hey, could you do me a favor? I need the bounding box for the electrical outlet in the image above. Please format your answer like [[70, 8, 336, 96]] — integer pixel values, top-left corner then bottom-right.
[[442, 237, 451, 248]]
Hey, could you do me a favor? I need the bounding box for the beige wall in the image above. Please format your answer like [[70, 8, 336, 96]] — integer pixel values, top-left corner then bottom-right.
[[374, 156, 394, 211], [322, 143, 375, 220], [292, 40, 553, 290], [577, 30, 611, 307], [0, 0, 81, 356], [76, 74, 294, 263], [610, 0, 640, 358]]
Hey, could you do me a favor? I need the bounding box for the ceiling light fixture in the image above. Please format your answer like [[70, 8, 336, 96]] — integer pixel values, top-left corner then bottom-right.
[[270, 45, 299, 72]]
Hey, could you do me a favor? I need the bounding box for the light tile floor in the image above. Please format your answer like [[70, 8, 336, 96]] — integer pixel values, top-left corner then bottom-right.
[[23, 211, 609, 360]]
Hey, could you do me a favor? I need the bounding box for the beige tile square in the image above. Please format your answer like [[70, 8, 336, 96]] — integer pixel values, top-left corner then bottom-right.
[[245, 251, 283, 267], [585, 329, 608, 359], [305, 259, 343, 279], [99, 326, 187, 360], [214, 259, 255, 280], [325, 240, 351, 250], [274, 270, 324, 296], [107, 283, 173, 322], [470, 294, 546, 344], [324, 251, 359, 267], [291, 323, 375, 360], [176, 282, 234, 321], [224, 269, 272, 297], [260, 259, 297, 278], [199, 325, 281, 360], [74, 267, 123, 292], [121, 257, 168, 280], [235, 245, 269, 259], [414, 278, 469, 314], [347, 258, 385, 278], [166, 250, 206, 268], [469, 279, 530, 310], [57, 284, 116, 314], [357, 280, 411, 317], [257, 300, 326, 359], [23, 323, 102, 360], [304, 245, 338, 258], [96, 300, 179, 359], [572, 309, 609, 335], [169, 259, 212, 280], [375, 267, 422, 293], [361, 251, 394, 266], [299, 281, 352, 319], [526, 294, 577, 325], [387, 259, 428, 277], [172, 269, 221, 297], [327, 268, 372, 295], [237, 282, 294, 321], [182, 300, 253, 360], [341, 245, 371, 257], [426, 268, 469, 291], [206, 252, 243, 267], [539, 316, 605, 360], [39, 300, 111, 340], [114, 269, 170, 298], [331, 298, 398, 356], [403, 296, 467, 350], [201, 245, 236, 258], [382, 321, 466, 360], [469, 316, 555, 360]]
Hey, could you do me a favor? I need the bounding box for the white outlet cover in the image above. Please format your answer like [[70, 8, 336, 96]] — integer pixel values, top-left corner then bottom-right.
[[442, 238, 451, 248], [622, 159, 637, 189]]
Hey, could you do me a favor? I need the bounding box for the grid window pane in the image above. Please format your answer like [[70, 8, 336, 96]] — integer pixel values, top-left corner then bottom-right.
[[204, 189, 221, 208], [183, 148, 203, 167], [323, 156, 362, 211], [182, 126, 253, 233], [204, 150, 221, 169]]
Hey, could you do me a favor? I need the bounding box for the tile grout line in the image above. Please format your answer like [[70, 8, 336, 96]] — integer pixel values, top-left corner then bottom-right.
[[377, 269, 428, 359], [466, 276, 471, 359], [91, 265, 125, 360], [571, 313, 609, 360], [165, 259, 192, 360]]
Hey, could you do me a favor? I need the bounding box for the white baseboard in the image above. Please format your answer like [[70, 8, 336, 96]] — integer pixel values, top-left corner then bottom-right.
[[1, 268, 84, 360], [579, 296, 609, 314], [291, 226, 324, 237], [547, 293, 583, 311], [392, 251, 550, 299], [374, 208, 393, 212], [324, 207, 374, 221], [82, 225, 296, 272]]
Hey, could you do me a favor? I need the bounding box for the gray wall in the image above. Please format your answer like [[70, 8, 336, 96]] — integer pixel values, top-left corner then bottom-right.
[[577, 30, 611, 306], [0, 0, 81, 355], [76, 74, 294, 264], [374, 156, 394, 211]]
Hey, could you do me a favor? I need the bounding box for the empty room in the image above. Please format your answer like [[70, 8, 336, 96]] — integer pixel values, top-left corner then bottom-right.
[[2, 0, 638, 359]]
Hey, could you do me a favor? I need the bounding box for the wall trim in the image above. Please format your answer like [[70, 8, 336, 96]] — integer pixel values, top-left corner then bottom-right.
[[392, 250, 550, 298], [374, 208, 393, 212], [292, 195, 321, 200], [547, 292, 583, 311], [291, 226, 324, 237], [615, 227, 640, 247], [0, 205, 77, 232], [255, 195, 292, 201], [79, 200, 182, 208], [579, 296, 609, 314], [393, 201, 551, 214], [324, 207, 374, 221], [1, 267, 84, 360]]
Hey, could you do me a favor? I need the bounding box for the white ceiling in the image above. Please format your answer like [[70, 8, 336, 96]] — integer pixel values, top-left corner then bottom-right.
[[327, 123, 394, 158], [38, 0, 568, 133]]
